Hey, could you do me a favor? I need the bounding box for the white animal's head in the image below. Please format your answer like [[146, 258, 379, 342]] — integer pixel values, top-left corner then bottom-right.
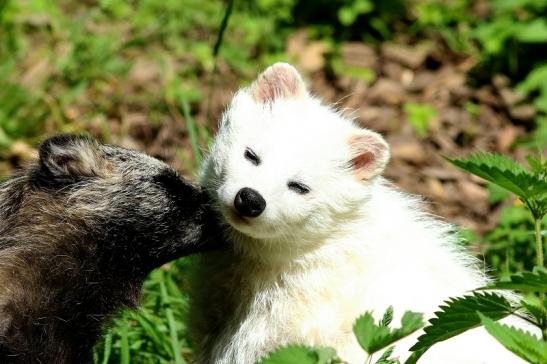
[[200, 63, 390, 244]]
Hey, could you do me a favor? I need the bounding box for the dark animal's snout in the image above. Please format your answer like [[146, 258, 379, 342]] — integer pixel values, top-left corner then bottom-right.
[[234, 187, 266, 217]]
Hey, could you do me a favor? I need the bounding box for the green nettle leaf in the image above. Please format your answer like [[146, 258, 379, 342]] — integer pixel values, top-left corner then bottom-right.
[[444, 153, 547, 200], [380, 306, 394, 327], [520, 296, 544, 328], [258, 345, 337, 364], [479, 313, 547, 364], [480, 266, 547, 293], [354, 309, 424, 355], [407, 292, 514, 363], [316, 347, 338, 364], [527, 156, 544, 174], [375, 346, 400, 364]]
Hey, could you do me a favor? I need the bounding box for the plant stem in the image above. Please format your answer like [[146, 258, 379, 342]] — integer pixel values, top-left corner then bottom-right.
[[535, 218, 544, 269], [206, 0, 235, 127], [535, 217, 547, 341]]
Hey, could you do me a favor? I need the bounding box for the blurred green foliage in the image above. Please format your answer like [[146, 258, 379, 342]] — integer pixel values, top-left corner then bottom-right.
[[403, 103, 437, 138], [1, 0, 547, 152], [483, 203, 545, 276]]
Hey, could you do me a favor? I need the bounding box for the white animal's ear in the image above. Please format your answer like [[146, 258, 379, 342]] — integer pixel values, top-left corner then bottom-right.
[[249, 63, 307, 103], [348, 131, 390, 180]]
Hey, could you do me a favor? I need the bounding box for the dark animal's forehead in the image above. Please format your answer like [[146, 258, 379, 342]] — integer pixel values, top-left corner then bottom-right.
[[101, 145, 166, 174]]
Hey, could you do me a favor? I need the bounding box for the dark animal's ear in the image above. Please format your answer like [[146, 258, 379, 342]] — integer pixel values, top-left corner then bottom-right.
[[35, 134, 106, 187], [248, 62, 307, 103]]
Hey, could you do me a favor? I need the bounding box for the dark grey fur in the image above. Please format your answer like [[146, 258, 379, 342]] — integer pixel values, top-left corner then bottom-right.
[[0, 135, 220, 364]]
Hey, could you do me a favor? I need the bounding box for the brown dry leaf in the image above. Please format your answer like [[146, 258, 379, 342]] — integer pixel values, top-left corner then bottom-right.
[[341, 42, 378, 69], [383, 62, 406, 82], [422, 167, 463, 180], [492, 74, 510, 89], [20, 58, 51, 92], [509, 104, 536, 121], [458, 180, 488, 204], [405, 71, 435, 92], [299, 41, 330, 72], [499, 88, 525, 107], [19, 13, 50, 27], [474, 87, 501, 107], [64, 106, 82, 121], [358, 106, 399, 132], [390, 140, 426, 164], [9, 141, 38, 162], [381, 43, 431, 69], [426, 178, 448, 201], [496, 126, 518, 151], [368, 79, 406, 105], [286, 30, 329, 72], [423, 67, 466, 100], [286, 29, 308, 56], [130, 60, 159, 86]]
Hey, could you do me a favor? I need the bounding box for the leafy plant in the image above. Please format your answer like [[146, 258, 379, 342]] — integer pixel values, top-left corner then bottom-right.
[[337, 0, 374, 27], [403, 103, 437, 137], [480, 313, 547, 364], [481, 267, 547, 293], [517, 64, 547, 114], [258, 345, 339, 364], [482, 203, 540, 275], [445, 153, 547, 221], [353, 308, 423, 362], [406, 292, 515, 363], [442, 152, 547, 353], [259, 308, 423, 364]]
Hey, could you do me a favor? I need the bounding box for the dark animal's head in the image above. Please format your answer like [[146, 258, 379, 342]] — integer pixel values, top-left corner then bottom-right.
[[0, 135, 220, 363], [16, 134, 218, 274]]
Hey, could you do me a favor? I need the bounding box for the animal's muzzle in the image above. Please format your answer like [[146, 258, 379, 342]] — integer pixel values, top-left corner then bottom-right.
[[234, 187, 266, 218]]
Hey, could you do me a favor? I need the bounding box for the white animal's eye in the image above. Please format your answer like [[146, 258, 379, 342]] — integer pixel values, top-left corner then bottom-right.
[[288, 181, 311, 195], [244, 148, 260, 166]]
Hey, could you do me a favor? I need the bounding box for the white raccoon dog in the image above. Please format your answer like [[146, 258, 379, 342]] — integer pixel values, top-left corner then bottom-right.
[[189, 63, 529, 364]]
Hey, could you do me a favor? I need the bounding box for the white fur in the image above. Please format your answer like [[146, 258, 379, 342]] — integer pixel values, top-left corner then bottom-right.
[[189, 64, 532, 364]]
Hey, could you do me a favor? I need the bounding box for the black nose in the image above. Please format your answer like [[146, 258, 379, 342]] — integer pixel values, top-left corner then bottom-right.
[[234, 187, 266, 217]]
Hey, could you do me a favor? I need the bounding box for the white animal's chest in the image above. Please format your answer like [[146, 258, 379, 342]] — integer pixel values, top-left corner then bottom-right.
[[208, 255, 368, 364]]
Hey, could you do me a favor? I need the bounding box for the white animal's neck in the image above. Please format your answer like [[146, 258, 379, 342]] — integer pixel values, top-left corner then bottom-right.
[[227, 206, 375, 271]]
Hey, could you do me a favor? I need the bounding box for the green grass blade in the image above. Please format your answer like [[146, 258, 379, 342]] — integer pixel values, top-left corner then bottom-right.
[[178, 92, 202, 168], [160, 271, 185, 364], [120, 318, 130, 364], [101, 331, 113, 364], [213, 0, 235, 57], [207, 0, 235, 126]]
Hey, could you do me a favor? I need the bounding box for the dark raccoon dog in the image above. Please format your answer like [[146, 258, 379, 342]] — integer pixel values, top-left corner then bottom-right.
[[0, 135, 220, 364]]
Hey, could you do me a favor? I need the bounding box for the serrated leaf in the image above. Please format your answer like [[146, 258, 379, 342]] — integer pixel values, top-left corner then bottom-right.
[[526, 155, 544, 174], [354, 309, 423, 355], [444, 153, 547, 200], [375, 346, 399, 364], [480, 267, 547, 293], [479, 313, 547, 364], [380, 306, 394, 327], [520, 296, 544, 326], [316, 347, 338, 364], [408, 292, 514, 361], [258, 345, 337, 364]]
